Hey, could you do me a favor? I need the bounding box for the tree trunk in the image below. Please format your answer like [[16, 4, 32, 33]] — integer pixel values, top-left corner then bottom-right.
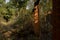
[[33, 0, 40, 36]]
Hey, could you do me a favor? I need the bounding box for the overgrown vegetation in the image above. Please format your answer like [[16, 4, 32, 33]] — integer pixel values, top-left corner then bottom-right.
[[0, 0, 35, 40]]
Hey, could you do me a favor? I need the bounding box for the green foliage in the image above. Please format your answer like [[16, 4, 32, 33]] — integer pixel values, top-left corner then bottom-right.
[[40, 0, 52, 12], [0, 0, 35, 40], [10, 0, 29, 8], [0, 0, 29, 21], [0, 0, 4, 3]]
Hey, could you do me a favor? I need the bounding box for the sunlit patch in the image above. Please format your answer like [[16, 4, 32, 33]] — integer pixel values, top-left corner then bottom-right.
[[26, 6, 29, 10], [5, 0, 10, 3]]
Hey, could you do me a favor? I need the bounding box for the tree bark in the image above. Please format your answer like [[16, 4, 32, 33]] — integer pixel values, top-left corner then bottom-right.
[[33, 0, 40, 36]]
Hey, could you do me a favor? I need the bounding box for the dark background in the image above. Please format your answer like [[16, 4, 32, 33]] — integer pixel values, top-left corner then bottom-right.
[[52, 0, 60, 40]]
